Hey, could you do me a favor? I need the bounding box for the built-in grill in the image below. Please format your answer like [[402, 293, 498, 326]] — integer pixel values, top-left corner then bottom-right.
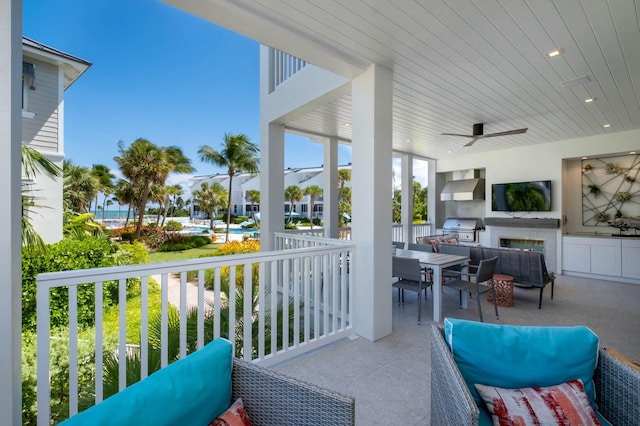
[[442, 217, 485, 243]]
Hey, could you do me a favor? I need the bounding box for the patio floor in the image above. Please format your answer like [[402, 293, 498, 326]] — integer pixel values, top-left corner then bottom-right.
[[273, 274, 640, 425]]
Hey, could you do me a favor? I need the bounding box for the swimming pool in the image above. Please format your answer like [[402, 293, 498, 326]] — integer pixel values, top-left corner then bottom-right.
[[183, 226, 258, 234]]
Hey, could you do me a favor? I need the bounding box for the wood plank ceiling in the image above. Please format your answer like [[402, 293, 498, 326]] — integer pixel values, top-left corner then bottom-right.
[[178, 0, 640, 159]]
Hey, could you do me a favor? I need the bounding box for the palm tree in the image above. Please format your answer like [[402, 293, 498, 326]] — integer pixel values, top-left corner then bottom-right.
[[338, 168, 352, 226], [192, 182, 228, 230], [21, 145, 62, 249], [161, 184, 183, 226], [284, 185, 303, 224], [63, 160, 99, 213], [114, 139, 194, 238], [198, 133, 259, 241], [303, 185, 323, 228], [90, 164, 115, 214], [113, 179, 135, 226], [244, 189, 260, 222]]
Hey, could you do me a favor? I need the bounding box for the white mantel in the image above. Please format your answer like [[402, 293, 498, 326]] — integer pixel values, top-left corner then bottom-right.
[[485, 225, 561, 273]]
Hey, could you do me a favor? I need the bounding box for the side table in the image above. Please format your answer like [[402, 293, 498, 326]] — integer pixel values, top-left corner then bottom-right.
[[488, 273, 514, 307]]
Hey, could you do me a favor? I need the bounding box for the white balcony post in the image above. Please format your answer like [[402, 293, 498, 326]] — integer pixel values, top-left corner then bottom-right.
[[401, 154, 414, 243], [351, 63, 393, 341], [323, 137, 339, 238], [0, 1, 23, 424], [259, 122, 285, 250]]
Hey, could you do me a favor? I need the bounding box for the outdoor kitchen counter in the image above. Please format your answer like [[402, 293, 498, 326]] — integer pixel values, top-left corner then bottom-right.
[[562, 236, 640, 282]]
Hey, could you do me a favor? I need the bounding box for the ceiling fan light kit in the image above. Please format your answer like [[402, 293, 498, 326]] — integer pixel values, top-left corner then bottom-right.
[[441, 123, 528, 147]]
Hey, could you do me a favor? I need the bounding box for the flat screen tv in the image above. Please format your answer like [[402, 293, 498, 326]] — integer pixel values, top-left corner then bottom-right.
[[491, 180, 552, 212]]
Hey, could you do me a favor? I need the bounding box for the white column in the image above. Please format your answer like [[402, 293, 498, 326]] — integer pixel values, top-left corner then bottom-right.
[[0, 1, 23, 424], [323, 137, 338, 238], [351, 64, 393, 341], [427, 158, 437, 234], [401, 154, 414, 243], [259, 123, 285, 250]]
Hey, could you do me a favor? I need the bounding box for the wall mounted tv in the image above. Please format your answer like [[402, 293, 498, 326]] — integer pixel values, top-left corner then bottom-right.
[[491, 180, 552, 212]]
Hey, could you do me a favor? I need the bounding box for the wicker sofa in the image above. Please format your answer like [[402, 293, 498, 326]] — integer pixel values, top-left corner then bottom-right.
[[430, 323, 640, 426], [62, 339, 355, 426], [232, 358, 355, 425]]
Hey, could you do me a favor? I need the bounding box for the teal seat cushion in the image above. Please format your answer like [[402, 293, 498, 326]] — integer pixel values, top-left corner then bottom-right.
[[61, 338, 233, 426], [443, 318, 599, 408]]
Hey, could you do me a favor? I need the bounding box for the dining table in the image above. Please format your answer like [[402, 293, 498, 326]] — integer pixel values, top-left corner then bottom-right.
[[394, 248, 469, 323]]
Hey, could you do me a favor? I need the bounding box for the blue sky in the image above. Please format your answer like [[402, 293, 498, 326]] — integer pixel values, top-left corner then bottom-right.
[[23, 0, 353, 190]]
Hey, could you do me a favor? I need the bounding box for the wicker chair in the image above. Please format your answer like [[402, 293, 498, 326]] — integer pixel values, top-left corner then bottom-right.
[[232, 358, 355, 425], [430, 324, 640, 426]]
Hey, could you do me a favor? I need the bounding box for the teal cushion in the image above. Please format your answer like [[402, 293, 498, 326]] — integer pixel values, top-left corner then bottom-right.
[[61, 338, 233, 426], [444, 318, 599, 408]]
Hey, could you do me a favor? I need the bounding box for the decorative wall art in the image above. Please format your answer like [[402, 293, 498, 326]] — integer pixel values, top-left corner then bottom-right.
[[582, 153, 640, 230]]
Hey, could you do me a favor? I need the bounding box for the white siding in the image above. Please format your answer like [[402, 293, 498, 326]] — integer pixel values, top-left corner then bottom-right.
[[22, 58, 59, 153]]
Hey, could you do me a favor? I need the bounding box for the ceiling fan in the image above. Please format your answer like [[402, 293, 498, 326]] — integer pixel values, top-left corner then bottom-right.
[[441, 123, 528, 147]]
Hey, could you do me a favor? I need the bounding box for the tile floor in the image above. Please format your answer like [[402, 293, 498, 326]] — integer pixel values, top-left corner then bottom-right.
[[274, 274, 640, 425]]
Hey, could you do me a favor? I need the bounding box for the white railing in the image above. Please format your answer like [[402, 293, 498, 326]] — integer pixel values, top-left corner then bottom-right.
[[36, 239, 354, 424], [269, 48, 308, 92], [282, 224, 429, 243]]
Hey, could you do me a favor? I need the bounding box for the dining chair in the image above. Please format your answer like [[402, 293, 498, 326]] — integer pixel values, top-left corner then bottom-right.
[[392, 241, 406, 250], [392, 256, 433, 324], [406, 242, 433, 252], [439, 244, 472, 281], [444, 256, 499, 322]]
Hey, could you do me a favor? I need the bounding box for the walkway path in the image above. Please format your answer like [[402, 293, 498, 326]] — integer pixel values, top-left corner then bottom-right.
[[150, 273, 215, 311]]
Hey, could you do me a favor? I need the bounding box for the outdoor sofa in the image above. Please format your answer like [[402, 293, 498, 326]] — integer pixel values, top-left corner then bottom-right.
[[61, 339, 355, 426], [439, 243, 555, 308], [430, 320, 640, 426]]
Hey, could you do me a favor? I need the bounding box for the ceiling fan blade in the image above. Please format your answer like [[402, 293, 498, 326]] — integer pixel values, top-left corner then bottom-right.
[[441, 133, 474, 137], [483, 128, 528, 138], [463, 137, 480, 147]]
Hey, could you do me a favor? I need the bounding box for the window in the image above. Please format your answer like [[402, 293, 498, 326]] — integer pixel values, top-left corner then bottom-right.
[[301, 205, 308, 213], [22, 62, 35, 118]]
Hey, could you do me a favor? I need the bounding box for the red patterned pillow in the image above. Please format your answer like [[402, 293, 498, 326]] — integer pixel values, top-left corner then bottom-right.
[[475, 379, 601, 426], [209, 398, 251, 426]]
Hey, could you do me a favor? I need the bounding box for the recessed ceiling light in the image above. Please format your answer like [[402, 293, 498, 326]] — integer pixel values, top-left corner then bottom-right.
[[584, 98, 595, 103], [405, 139, 411, 142], [603, 124, 611, 128], [582, 157, 588, 160], [630, 151, 637, 155], [447, 150, 453, 154], [545, 48, 564, 58], [343, 123, 351, 127]]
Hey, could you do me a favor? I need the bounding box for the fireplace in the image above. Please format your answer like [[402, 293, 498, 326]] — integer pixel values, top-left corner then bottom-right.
[[485, 225, 558, 272], [499, 237, 544, 253]]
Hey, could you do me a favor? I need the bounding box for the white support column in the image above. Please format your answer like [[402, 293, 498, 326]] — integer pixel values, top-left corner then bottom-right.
[[259, 123, 285, 250], [427, 158, 437, 234], [351, 64, 393, 341], [323, 137, 338, 238], [0, 1, 23, 424], [401, 154, 414, 243]]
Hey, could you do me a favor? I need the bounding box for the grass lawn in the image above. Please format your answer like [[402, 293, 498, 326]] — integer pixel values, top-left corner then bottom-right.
[[148, 243, 222, 263]]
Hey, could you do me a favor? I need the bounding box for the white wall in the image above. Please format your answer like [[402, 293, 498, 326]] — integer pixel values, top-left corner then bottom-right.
[[436, 129, 640, 221]]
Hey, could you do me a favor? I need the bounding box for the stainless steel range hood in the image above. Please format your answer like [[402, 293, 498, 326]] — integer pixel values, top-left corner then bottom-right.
[[440, 178, 486, 201]]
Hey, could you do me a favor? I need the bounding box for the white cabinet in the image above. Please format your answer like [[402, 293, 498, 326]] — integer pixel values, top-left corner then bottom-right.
[[622, 240, 640, 279], [563, 239, 591, 273], [563, 236, 625, 277], [590, 239, 621, 276]]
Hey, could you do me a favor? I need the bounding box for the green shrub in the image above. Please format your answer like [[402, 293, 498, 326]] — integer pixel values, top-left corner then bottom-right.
[[120, 231, 135, 242], [234, 216, 249, 224], [312, 218, 322, 226], [117, 241, 149, 265], [22, 238, 123, 333], [157, 235, 211, 252], [285, 222, 298, 230], [164, 220, 183, 231]]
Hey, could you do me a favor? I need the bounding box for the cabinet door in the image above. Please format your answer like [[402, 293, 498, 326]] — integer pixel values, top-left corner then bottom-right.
[[563, 242, 590, 273], [590, 244, 621, 276], [622, 241, 640, 279]]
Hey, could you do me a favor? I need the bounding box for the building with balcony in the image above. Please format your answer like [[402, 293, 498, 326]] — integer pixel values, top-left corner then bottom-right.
[[2, 1, 640, 424]]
